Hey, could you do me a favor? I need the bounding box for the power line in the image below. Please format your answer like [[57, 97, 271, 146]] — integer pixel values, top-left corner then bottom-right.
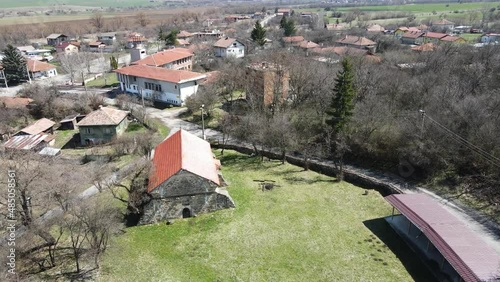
[[421, 110, 500, 168]]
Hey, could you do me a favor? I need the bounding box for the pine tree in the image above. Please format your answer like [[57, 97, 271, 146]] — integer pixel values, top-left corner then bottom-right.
[[251, 20, 267, 46], [280, 17, 296, 36], [2, 44, 27, 84], [326, 58, 356, 134], [165, 29, 179, 46]]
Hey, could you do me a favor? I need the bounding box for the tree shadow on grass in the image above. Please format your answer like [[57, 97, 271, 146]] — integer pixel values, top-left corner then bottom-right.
[[363, 218, 438, 282], [219, 153, 281, 171], [283, 176, 338, 185]]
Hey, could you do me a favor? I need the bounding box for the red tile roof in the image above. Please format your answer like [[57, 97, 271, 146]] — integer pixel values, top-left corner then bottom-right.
[[402, 31, 425, 39], [424, 32, 448, 39], [336, 35, 376, 46], [312, 46, 367, 56], [114, 65, 206, 83], [386, 194, 500, 282], [127, 33, 147, 42], [148, 129, 220, 192], [0, 97, 33, 109], [283, 36, 305, 43], [440, 35, 463, 42], [298, 40, 319, 49], [411, 43, 436, 52], [17, 118, 55, 135], [27, 59, 57, 72], [177, 30, 193, 38], [132, 48, 193, 67]]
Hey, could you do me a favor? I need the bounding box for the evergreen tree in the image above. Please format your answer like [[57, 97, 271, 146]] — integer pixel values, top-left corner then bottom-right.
[[326, 58, 356, 134], [158, 26, 168, 42], [251, 20, 267, 46], [2, 44, 27, 83], [165, 29, 179, 46], [110, 56, 118, 70], [280, 17, 296, 36]]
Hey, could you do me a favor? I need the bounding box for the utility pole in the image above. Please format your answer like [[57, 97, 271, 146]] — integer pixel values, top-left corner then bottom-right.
[[419, 109, 426, 138], [1, 69, 7, 88], [200, 104, 206, 140]]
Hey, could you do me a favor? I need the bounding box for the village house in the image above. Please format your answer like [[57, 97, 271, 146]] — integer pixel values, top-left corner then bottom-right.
[[423, 32, 448, 44], [55, 42, 79, 55], [432, 19, 455, 31], [97, 32, 117, 45], [297, 40, 319, 50], [325, 23, 347, 33], [480, 33, 500, 44], [282, 36, 305, 46], [127, 33, 148, 48], [139, 129, 234, 224], [440, 35, 466, 44], [193, 29, 224, 41], [311, 46, 382, 64], [400, 31, 425, 45], [300, 12, 313, 19], [77, 106, 129, 146], [59, 113, 86, 130], [27, 59, 58, 79], [88, 41, 106, 52], [0, 97, 33, 109], [177, 30, 194, 42], [224, 15, 250, 24], [277, 8, 292, 16], [114, 65, 206, 106], [366, 24, 385, 33], [213, 38, 245, 58], [411, 43, 437, 52], [46, 34, 68, 46], [132, 48, 194, 70], [336, 35, 377, 52], [246, 62, 290, 108]]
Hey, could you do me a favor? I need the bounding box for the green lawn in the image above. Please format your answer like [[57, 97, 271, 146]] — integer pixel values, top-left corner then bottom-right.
[[460, 33, 482, 42], [334, 2, 500, 13], [86, 73, 119, 88], [54, 129, 77, 148], [100, 151, 430, 281]]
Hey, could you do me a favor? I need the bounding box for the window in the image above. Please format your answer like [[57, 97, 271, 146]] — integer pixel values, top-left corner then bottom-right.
[[145, 82, 162, 92], [132, 76, 136, 82], [104, 128, 112, 134], [174, 85, 177, 89], [83, 128, 92, 134]]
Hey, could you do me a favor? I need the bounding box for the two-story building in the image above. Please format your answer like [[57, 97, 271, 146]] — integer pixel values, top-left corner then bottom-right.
[[46, 34, 68, 46], [213, 38, 245, 58], [114, 65, 206, 106], [55, 42, 79, 55], [132, 48, 194, 70], [336, 35, 377, 52], [97, 32, 116, 45], [77, 106, 129, 146], [127, 33, 148, 48]]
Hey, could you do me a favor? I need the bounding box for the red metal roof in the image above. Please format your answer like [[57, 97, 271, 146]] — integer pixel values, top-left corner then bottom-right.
[[148, 129, 220, 192], [386, 194, 500, 282], [4, 134, 50, 150], [132, 48, 193, 67], [114, 65, 206, 84]]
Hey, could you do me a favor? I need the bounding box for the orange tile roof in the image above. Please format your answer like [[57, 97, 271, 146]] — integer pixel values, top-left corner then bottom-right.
[[213, 37, 241, 48], [411, 43, 436, 52], [148, 129, 220, 192], [336, 35, 376, 46], [132, 48, 193, 67], [402, 31, 424, 39], [177, 39, 190, 46], [0, 97, 33, 109], [27, 59, 57, 72], [77, 106, 128, 126], [127, 33, 147, 42], [283, 36, 305, 43], [177, 30, 193, 38], [298, 40, 319, 49], [440, 35, 462, 42], [424, 32, 448, 39], [114, 65, 206, 83], [312, 46, 367, 56]]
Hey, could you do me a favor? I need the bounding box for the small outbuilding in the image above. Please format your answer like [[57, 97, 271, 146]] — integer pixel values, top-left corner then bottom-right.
[[139, 129, 234, 225]]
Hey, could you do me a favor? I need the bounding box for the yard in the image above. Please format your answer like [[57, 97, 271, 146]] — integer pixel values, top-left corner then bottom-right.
[[100, 150, 433, 281], [86, 73, 119, 88]]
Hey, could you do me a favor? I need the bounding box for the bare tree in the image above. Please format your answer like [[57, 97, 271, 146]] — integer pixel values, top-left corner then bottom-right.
[[136, 12, 150, 27], [64, 208, 89, 273], [90, 12, 105, 31]]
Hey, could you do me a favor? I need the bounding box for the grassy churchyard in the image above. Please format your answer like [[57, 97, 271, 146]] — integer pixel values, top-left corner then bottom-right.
[[100, 150, 433, 281]]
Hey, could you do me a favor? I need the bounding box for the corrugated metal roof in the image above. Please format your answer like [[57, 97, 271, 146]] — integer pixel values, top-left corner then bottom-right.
[[386, 194, 500, 282], [148, 129, 220, 192], [4, 134, 48, 150]]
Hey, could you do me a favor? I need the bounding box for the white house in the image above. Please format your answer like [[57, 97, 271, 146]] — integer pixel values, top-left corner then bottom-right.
[[27, 59, 58, 79], [114, 65, 206, 106], [213, 38, 245, 58]]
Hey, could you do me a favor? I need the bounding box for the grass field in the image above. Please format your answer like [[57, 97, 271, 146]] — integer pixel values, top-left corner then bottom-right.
[[100, 150, 433, 281], [299, 2, 500, 13], [86, 73, 119, 88]]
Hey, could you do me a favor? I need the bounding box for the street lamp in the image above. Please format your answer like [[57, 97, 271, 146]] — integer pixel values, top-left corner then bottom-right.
[[200, 104, 206, 140]]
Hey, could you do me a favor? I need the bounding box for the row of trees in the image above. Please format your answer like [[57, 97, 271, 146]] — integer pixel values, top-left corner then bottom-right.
[[198, 44, 500, 210]]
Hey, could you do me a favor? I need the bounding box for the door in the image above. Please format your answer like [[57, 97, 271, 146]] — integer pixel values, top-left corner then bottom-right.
[[182, 208, 191, 218]]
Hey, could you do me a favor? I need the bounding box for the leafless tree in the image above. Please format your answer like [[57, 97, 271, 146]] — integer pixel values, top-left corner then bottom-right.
[[90, 12, 105, 31], [136, 12, 150, 27]]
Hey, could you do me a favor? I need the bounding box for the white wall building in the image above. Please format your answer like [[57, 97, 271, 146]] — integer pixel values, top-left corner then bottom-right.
[[213, 38, 245, 58], [114, 65, 206, 106]]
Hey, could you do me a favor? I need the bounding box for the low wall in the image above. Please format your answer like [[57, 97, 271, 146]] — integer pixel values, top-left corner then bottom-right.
[[212, 142, 403, 196]]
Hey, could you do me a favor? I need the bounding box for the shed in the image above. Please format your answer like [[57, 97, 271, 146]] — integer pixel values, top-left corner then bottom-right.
[[14, 118, 55, 136], [59, 114, 85, 130]]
